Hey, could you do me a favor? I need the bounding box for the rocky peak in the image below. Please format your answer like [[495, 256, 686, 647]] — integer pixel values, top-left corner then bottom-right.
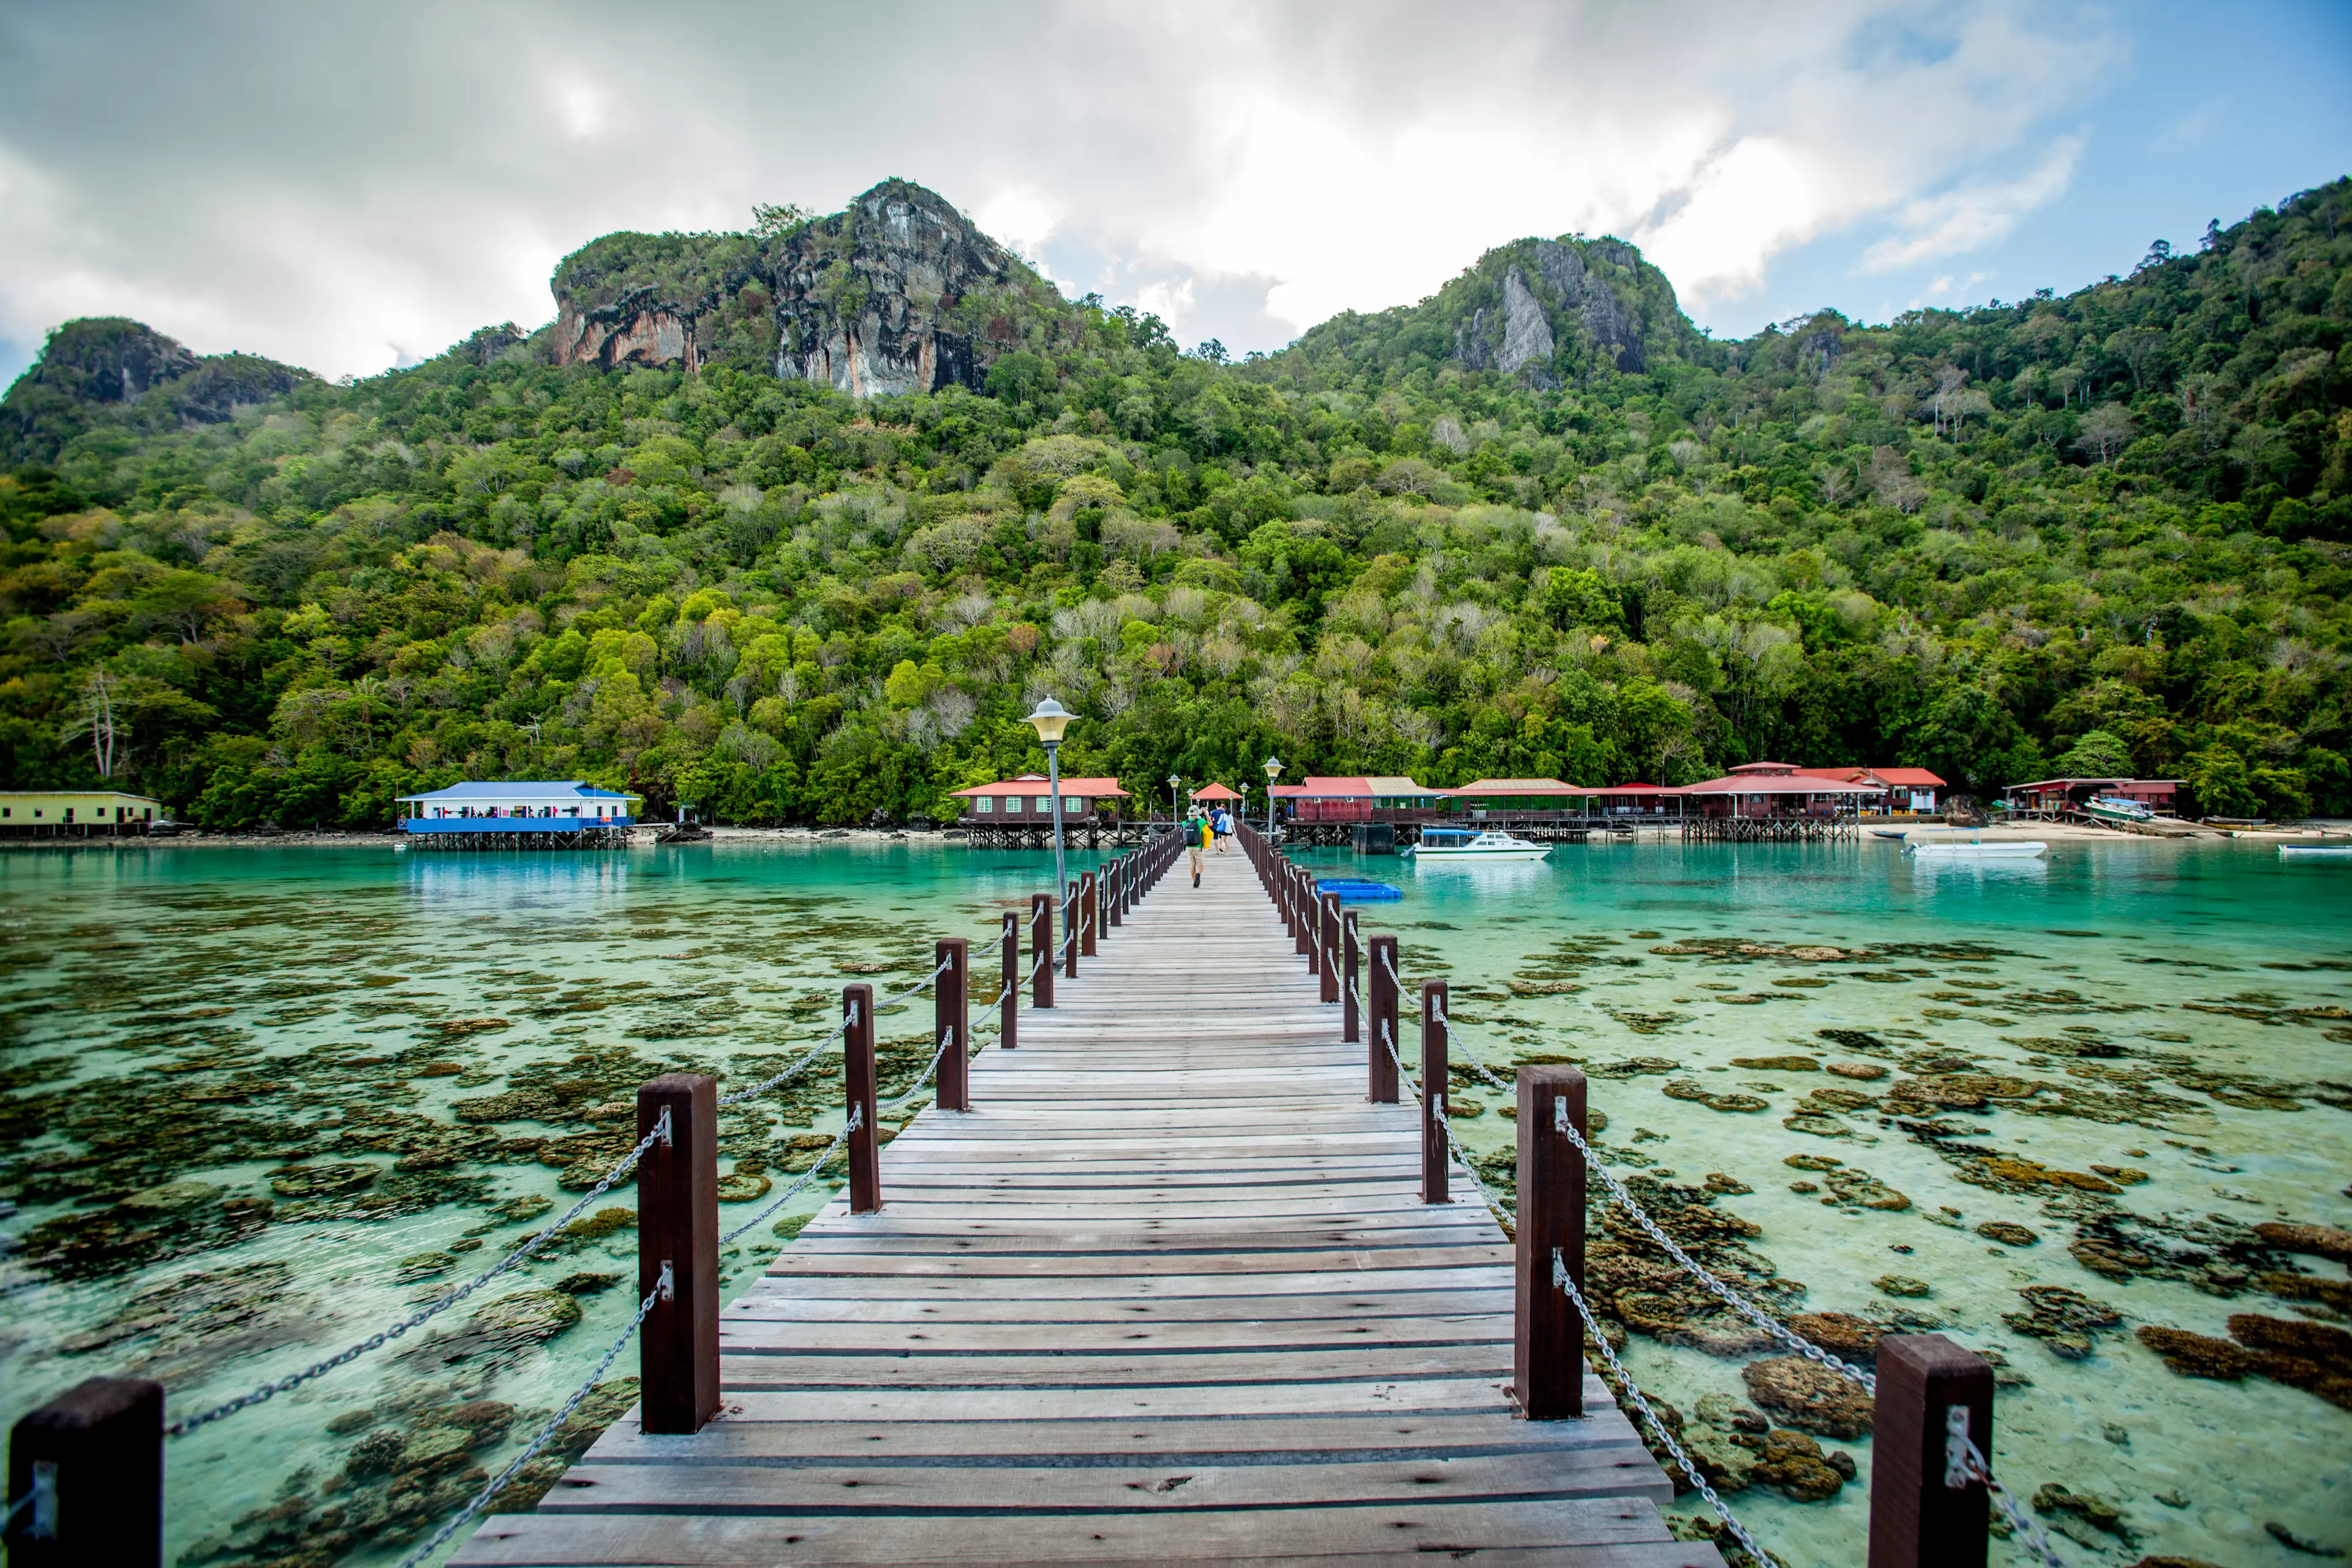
[[1, 318, 307, 468], [1452, 234, 1687, 383], [549, 179, 1069, 396]]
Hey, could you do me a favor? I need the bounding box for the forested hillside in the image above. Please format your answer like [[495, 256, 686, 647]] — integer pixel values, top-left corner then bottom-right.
[[2, 178, 2348, 828]]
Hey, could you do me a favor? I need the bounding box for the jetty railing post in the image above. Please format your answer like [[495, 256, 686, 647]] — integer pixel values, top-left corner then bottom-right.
[[1368, 934, 1399, 1102], [1030, 894, 1054, 1009], [637, 1071, 720, 1433], [1319, 892, 1341, 1003], [1420, 979, 1449, 1204], [1080, 871, 1098, 957], [1868, 1335, 1994, 1568], [843, 983, 881, 1213], [935, 938, 970, 1112], [1107, 858, 1122, 927], [6, 1376, 164, 1567], [1000, 911, 1019, 1049], [1293, 867, 1313, 957], [1064, 880, 1080, 979], [1343, 911, 1361, 1044], [1514, 1066, 1586, 1419]]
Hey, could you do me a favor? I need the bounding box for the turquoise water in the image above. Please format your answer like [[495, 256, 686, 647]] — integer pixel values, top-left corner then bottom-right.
[[1, 839, 2346, 1566]]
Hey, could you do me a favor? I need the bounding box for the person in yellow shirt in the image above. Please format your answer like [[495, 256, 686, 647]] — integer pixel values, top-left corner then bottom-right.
[[1190, 812, 1211, 886]]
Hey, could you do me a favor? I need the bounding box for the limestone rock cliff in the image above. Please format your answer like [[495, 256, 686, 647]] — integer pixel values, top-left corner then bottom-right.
[[0, 318, 309, 467], [1453, 236, 1679, 382], [549, 180, 1069, 396]]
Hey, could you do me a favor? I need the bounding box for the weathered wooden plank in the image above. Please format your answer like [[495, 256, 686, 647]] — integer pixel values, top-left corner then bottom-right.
[[454, 1499, 1698, 1565], [456, 850, 1709, 1568], [539, 1450, 1673, 1512]]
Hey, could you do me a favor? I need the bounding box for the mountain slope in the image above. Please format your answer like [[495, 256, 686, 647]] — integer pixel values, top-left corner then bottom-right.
[[0, 177, 2346, 828]]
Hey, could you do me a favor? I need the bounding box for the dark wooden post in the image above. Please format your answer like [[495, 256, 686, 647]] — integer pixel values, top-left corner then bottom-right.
[[1000, 911, 1019, 1049], [6, 1377, 162, 1567], [843, 984, 880, 1213], [1420, 979, 1449, 1204], [1064, 882, 1080, 979], [637, 1072, 720, 1434], [1293, 867, 1313, 956], [1030, 894, 1054, 1009], [1514, 1066, 1586, 1419], [1080, 871, 1098, 956], [1869, 1335, 1994, 1568], [1368, 933, 1399, 1102], [1319, 893, 1341, 1003], [935, 937, 969, 1112], [1107, 858, 1123, 927], [1343, 912, 1361, 1044]]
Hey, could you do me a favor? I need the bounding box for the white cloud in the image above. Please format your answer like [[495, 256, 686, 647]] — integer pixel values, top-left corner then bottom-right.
[[0, 1, 2130, 382], [1860, 137, 2085, 274]]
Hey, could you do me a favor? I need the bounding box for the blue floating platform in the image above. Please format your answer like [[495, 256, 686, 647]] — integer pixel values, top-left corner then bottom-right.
[[1316, 878, 1402, 902]]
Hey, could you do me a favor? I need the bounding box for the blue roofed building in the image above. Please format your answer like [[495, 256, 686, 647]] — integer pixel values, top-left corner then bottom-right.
[[395, 781, 639, 839]]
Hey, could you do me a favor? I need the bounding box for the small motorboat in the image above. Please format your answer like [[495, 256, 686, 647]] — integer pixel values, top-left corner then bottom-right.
[[2280, 845, 2352, 861], [2085, 796, 2155, 825], [1403, 827, 1551, 862], [1906, 831, 2046, 859], [1871, 827, 1909, 841], [1316, 878, 1403, 901]]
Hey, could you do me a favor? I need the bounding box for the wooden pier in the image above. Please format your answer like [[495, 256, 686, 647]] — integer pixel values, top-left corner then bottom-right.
[[454, 846, 1706, 1566]]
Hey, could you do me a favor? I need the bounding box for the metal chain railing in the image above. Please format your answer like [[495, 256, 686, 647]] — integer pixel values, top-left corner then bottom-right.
[[1952, 1418, 2071, 1567], [1550, 1096, 1877, 1393], [1379, 1023, 1510, 1231], [396, 1264, 670, 1568], [166, 1108, 674, 1437], [1553, 1250, 1771, 1566], [718, 1005, 856, 1108], [721, 1106, 861, 1246]]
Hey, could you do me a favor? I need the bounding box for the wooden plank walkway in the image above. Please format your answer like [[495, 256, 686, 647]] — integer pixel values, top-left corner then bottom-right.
[[457, 848, 1714, 1566]]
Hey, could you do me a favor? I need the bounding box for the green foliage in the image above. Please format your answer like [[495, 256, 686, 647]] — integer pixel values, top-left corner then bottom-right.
[[2, 180, 2349, 827]]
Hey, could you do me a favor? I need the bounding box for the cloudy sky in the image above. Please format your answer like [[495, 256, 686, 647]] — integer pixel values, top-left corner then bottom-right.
[[2, 1, 2348, 389]]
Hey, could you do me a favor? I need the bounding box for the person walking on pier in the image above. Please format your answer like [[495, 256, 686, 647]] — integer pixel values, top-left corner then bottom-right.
[[1213, 806, 1233, 853], [1190, 812, 1210, 886]]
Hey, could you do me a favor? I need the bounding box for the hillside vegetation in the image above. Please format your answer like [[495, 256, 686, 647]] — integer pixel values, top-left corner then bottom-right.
[[2, 178, 2349, 828]]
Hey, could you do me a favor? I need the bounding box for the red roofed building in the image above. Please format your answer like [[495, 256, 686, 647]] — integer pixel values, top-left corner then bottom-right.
[[1269, 776, 1444, 823], [949, 774, 1130, 820], [1681, 761, 1880, 819], [1798, 766, 1947, 814]]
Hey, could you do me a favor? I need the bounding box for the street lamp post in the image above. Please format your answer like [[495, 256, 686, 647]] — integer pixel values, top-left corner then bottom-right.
[[1166, 774, 1180, 831], [1025, 697, 1075, 916], [1262, 755, 1283, 839]]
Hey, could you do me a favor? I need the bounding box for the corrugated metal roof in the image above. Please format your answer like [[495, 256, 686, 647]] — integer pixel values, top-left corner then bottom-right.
[[949, 777, 1130, 797], [395, 781, 635, 802]]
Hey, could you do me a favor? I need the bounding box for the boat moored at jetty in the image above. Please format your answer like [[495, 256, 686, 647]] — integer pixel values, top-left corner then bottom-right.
[[1403, 827, 1552, 861], [1905, 831, 2047, 859], [2281, 845, 2352, 861]]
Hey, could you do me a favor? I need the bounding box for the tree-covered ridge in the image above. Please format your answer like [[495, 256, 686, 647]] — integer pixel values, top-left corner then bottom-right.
[[1, 178, 2347, 829]]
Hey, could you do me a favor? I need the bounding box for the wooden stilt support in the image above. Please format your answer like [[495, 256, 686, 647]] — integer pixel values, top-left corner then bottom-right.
[[1513, 1066, 1586, 1419], [5, 1377, 163, 1567], [636, 1072, 720, 1434], [935, 938, 969, 1112], [1869, 1335, 1994, 1568], [843, 984, 880, 1214], [1368, 933, 1398, 1103], [1420, 979, 1449, 1204]]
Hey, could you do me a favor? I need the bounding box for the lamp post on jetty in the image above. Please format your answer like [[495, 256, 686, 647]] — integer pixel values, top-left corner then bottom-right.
[[1026, 696, 1074, 911], [1166, 773, 1180, 827], [1262, 755, 1282, 839]]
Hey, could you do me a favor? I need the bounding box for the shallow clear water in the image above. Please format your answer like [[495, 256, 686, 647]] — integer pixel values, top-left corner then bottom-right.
[[1, 838, 2345, 1566]]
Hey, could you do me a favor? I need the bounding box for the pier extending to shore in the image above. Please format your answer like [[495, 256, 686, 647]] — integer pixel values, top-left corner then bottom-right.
[[16, 821, 2032, 1568]]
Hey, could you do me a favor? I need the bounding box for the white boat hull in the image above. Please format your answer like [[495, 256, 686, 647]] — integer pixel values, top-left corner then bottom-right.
[[1409, 846, 1553, 862], [2281, 846, 2352, 860], [1908, 842, 2046, 859]]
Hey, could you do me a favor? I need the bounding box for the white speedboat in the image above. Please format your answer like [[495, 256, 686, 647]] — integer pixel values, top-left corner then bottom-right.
[[1404, 827, 1551, 861], [2281, 845, 2352, 861], [1905, 831, 2046, 859]]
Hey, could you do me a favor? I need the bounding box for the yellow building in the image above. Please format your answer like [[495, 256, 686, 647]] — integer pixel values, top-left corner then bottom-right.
[[0, 790, 165, 836]]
